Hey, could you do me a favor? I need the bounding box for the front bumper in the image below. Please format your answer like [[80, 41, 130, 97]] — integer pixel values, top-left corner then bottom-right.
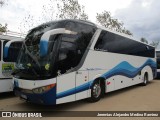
[[14, 86, 57, 105]]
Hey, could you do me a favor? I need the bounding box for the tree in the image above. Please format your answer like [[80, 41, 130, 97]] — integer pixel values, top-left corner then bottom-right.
[[0, 0, 8, 34], [0, 0, 4, 7], [19, 14, 36, 34], [41, 0, 58, 22], [96, 11, 132, 36], [57, 0, 88, 20], [0, 23, 7, 33], [19, 0, 88, 33], [140, 37, 160, 48], [0, 0, 7, 7], [140, 37, 148, 44], [150, 40, 159, 48]]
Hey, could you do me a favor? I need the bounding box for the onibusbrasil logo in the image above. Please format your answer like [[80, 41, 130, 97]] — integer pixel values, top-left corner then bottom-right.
[[1, 112, 42, 118]]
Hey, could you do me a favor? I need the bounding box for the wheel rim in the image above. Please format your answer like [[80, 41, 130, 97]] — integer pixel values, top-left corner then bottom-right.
[[93, 83, 101, 98]]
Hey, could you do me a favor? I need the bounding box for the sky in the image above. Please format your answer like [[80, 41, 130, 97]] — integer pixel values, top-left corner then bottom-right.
[[0, 0, 160, 47]]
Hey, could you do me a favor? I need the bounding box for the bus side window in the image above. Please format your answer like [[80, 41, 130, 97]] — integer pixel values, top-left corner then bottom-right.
[[94, 31, 107, 51], [57, 34, 79, 74], [57, 29, 95, 74], [94, 30, 155, 58], [3, 42, 22, 62]]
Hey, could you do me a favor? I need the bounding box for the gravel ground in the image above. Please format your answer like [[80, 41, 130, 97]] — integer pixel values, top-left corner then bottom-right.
[[0, 80, 160, 120]]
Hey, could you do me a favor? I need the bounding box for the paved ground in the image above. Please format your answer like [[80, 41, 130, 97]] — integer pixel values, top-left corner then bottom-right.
[[0, 80, 160, 120]]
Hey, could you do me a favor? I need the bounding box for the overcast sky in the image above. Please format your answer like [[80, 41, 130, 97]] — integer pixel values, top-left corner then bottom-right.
[[0, 0, 160, 47]]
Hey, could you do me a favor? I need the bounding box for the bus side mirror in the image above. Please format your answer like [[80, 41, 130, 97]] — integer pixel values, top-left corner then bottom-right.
[[4, 38, 24, 58], [40, 28, 77, 57]]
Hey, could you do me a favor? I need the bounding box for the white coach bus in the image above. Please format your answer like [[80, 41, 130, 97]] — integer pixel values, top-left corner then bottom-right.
[[7, 19, 156, 105], [0, 34, 22, 93]]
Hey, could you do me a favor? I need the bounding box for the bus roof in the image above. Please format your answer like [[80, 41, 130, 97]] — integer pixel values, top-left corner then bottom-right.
[[0, 30, 26, 40], [31, 19, 97, 31], [0, 34, 22, 40], [27, 19, 155, 48]]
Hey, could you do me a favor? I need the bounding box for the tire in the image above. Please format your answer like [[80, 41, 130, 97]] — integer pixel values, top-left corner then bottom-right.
[[88, 80, 102, 102], [142, 73, 148, 86]]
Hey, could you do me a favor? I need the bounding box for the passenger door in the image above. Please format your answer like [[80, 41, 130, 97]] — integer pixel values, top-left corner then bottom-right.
[[56, 72, 76, 104], [75, 70, 89, 100]]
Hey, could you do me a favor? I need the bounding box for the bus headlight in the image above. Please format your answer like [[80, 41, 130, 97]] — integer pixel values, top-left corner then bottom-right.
[[32, 83, 56, 94]]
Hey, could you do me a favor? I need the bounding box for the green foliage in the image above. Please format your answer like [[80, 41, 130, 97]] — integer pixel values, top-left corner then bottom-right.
[[0, 1, 8, 33], [140, 37, 148, 44], [0, 0, 4, 7], [140, 37, 159, 48], [96, 11, 133, 36], [57, 0, 88, 20], [0, 23, 7, 33], [0, 0, 7, 7], [19, 0, 88, 33], [150, 40, 159, 48]]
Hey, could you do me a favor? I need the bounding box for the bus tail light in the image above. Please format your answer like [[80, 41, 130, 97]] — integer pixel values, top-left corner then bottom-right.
[[32, 83, 56, 94]]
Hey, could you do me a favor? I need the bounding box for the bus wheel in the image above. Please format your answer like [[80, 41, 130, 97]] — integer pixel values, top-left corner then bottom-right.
[[142, 73, 148, 86], [88, 80, 102, 102]]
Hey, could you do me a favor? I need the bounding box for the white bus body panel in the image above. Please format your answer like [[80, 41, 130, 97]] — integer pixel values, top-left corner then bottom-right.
[[55, 51, 155, 104], [56, 72, 76, 104], [0, 79, 13, 92], [13, 78, 56, 90], [56, 94, 75, 104], [56, 70, 91, 104], [81, 50, 155, 93], [55, 50, 155, 104], [75, 71, 89, 100]]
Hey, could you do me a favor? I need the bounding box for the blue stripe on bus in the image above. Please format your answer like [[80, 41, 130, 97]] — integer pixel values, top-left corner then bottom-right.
[[4, 46, 9, 58], [56, 81, 93, 99], [56, 59, 156, 99], [101, 59, 156, 79], [40, 40, 48, 57]]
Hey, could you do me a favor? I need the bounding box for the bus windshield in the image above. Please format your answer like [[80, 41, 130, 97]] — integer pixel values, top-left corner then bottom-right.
[[15, 20, 96, 80]]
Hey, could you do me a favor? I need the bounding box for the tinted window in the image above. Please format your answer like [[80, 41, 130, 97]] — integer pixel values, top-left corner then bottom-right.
[[25, 21, 65, 47], [3, 42, 22, 62], [58, 35, 78, 73], [156, 51, 160, 58], [157, 58, 160, 69], [156, 51, 160, 69], [94, 30, 155, 58], [57, 22, 96, 74], [65, 21, 95, 33], [3, 40, 9, 61], [65, 21, 96, 54]]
